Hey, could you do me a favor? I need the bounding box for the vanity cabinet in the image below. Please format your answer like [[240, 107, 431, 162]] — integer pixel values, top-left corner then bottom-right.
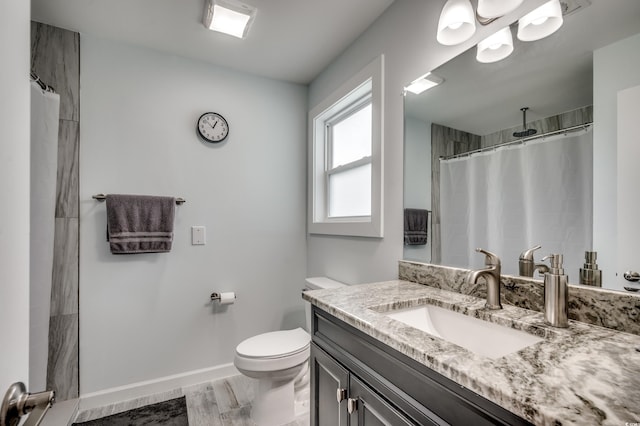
[[311, 344, 414, 426], [310, 306, 533, 426]]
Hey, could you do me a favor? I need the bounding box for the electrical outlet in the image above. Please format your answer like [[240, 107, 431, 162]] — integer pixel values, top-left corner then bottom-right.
[[191, 226, 206, 245]]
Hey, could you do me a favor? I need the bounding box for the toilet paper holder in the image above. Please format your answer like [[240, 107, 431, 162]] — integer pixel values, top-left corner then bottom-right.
[[210, 292, 236, 302]]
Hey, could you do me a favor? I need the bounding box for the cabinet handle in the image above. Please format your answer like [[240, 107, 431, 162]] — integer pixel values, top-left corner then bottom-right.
[[336, 388, 347, 403], [347, 397, 358, 414]]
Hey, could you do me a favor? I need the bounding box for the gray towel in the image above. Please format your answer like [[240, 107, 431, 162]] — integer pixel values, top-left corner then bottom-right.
[[106, 194, 176, 254], [404, 208, 429, 245]]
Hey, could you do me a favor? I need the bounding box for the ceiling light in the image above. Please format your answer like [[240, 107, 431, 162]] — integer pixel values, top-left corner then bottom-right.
[[476, 27, 514, 63], [405, 73, 444, 95], [517, 0, 563, 41], [203, 0, 256, 39], [477, 0, 524, 19], [437, 0, 476, 46]]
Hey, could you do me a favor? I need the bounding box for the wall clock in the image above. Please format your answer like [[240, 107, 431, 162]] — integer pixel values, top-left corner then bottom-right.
[[197, 112, 229, 143]]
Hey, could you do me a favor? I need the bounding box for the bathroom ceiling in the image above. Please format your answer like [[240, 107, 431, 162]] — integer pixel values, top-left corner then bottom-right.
[[30, 0, 395, 84]]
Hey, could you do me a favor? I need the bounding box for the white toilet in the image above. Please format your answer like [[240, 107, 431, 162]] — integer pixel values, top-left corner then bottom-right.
[[234, 277, 345, 426]]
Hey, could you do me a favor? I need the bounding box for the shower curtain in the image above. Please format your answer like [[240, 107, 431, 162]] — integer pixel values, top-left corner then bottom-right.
[[440, 127, 593, 281], [29, 81, 60, 391]]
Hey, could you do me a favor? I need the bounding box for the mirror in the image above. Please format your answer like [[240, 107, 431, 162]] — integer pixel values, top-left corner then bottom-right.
[[403, 0, 640, 291]]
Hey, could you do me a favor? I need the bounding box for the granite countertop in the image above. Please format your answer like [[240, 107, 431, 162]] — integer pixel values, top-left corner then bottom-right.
[[303, 280, 640, 426]]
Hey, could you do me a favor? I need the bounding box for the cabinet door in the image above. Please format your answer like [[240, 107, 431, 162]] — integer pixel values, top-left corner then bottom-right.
[[348, 376, 419, 426], [311, 343, 349, 426]]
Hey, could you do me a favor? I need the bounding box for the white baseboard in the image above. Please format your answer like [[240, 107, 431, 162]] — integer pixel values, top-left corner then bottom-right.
[[40, 398, 79, 426], [78, 363, 238, 411]]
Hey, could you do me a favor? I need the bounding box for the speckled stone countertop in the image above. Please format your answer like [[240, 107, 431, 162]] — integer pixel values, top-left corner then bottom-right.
[[303, 280, 640, 426]]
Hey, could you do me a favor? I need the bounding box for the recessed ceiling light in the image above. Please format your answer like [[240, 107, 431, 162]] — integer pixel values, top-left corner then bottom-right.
[[203, 0, 257, 39], [405, 72, 444, 95]]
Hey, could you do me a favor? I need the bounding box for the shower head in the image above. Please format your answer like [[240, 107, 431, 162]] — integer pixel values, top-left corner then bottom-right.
[[513, 128, 537, 138], [513, 107, 537, 138]]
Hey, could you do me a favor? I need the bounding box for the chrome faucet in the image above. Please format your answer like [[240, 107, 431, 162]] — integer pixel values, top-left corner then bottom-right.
[[468, 248, 502, 310], [518, 245, 550, 277]]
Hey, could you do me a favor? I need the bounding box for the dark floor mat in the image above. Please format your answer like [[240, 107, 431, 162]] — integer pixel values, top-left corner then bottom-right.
[[72, 396, 188, 426]]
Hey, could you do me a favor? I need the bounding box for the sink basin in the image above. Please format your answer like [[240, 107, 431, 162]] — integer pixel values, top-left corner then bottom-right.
[[385, 304, 543, 359]]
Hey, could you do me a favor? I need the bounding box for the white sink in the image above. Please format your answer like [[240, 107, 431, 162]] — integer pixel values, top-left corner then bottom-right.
[[385, 304, 543, 359]]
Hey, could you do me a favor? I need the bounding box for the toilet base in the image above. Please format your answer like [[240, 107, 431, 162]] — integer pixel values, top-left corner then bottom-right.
[[251, 378, 295, 426]]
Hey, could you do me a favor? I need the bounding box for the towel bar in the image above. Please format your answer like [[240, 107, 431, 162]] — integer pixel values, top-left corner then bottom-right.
[[92, 193, 186, 205]]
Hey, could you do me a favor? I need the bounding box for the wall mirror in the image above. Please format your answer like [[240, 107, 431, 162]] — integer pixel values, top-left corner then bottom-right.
[[403, 0, 640, 291]]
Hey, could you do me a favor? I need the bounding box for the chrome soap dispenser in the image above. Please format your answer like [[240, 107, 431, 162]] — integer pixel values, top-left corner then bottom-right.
[[542, 254, 569, 328], [579, 251, 602, 287]]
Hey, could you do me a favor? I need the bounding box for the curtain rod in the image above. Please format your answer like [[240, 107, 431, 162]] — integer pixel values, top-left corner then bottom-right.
[[30, 71, 56, 93], [441, 122, 593, 161]]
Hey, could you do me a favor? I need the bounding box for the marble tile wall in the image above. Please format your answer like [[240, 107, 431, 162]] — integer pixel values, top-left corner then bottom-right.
[[399, 260, 640, 335], [481, 105, 593, 148], [31, 21, 80, 401]]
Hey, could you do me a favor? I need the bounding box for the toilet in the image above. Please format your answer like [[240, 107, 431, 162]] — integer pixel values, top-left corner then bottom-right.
[[234, 277, 345, 426]]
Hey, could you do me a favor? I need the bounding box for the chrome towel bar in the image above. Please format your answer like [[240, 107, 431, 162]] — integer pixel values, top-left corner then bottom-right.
[[92, 193, 186, 205]]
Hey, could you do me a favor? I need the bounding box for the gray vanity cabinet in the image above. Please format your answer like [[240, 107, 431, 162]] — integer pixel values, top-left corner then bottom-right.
[[310, 344, 348, 426], [348, 375, 416, 425], [310, 306, 533, 426], [311, 343, 416, 426]]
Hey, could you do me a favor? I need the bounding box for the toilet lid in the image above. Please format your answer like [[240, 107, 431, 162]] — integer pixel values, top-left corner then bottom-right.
[[236, 328, 310, 359]]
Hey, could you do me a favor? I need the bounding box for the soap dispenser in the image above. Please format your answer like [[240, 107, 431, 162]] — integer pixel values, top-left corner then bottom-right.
[[541, 254, 569, 328], [579, 251, 602, 287]]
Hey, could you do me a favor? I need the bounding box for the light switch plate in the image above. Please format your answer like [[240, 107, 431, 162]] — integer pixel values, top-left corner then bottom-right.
[[191, 226, 206, 245]]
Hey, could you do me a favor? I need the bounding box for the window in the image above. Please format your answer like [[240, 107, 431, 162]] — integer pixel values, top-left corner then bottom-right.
[[308, 56, 383, 237]]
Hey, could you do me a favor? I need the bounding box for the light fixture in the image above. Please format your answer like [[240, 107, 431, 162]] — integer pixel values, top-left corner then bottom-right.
[[476, 26, 514, 63], [203, 0, 257, 39], [405, 72, 444, 95], [436, 0, 476, 46], [517, 0, 563, 41], [477, 0, 524, 19]]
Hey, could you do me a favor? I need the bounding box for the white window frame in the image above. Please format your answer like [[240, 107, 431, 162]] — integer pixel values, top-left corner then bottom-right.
[[308, 55, 384, 238]]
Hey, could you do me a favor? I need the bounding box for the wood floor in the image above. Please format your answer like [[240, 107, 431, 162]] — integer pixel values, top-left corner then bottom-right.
[[73, 374, 310, 426]]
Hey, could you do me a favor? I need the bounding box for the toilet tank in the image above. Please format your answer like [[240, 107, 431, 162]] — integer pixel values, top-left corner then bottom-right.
[[304, 277, 346, 332]]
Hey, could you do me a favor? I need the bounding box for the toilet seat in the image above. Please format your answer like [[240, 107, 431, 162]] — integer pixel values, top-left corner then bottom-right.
[[235, 328, 310, 373], [236, 328, 310, 359]]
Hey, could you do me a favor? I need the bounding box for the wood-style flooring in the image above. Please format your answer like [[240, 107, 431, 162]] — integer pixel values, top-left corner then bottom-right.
[[74, 374, 310, 426]]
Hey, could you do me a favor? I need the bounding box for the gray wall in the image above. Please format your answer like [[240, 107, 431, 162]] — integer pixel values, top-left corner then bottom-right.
[[0, 0, 30, 395], [593, 32, 640, 289], [79, 35, 308, 394], [403, 116, 432, 263], [31, 21, 80, 401]]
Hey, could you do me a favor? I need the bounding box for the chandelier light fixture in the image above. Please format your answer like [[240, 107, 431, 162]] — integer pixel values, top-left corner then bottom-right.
[[436, 0, 565, 64], [517, 0, 564, 41], [476, 26, 514, 63], [477, 0, 524, 20], [436, 0, 476, 46]]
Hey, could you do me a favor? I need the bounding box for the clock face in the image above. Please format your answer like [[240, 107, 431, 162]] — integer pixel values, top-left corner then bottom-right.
[[197, 112, 229, 143]]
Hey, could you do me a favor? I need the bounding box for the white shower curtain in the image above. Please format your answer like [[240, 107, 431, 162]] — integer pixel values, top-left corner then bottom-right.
[[440, 127, 593, 281], [29, 82, 60, 391]]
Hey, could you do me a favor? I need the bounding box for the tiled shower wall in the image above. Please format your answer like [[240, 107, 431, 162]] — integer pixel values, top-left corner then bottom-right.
[[31, 21, 80, 400]]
